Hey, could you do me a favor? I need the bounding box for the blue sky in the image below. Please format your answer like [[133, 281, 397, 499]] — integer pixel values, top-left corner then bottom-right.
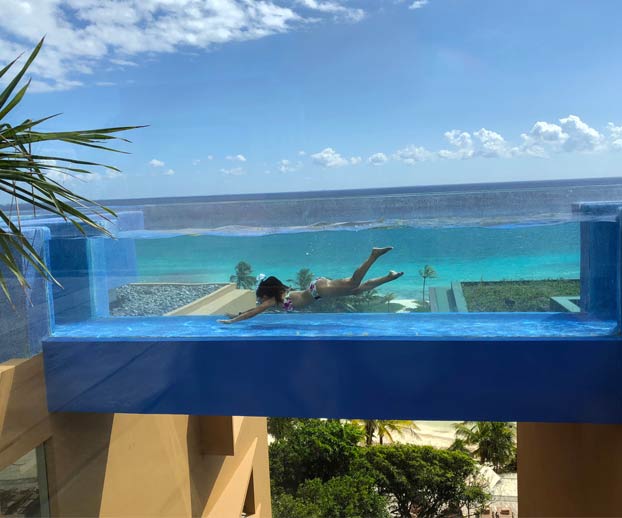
[[1, 0, 622, 199]]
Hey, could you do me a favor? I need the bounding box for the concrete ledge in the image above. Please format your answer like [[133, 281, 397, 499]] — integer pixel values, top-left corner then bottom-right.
[[550, 296, 581, 313], [452, 282, 469, 312], [166, 283, 256, 316]]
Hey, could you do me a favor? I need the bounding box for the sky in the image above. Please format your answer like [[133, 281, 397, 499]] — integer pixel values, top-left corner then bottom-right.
[[1, 0, 622, 199]]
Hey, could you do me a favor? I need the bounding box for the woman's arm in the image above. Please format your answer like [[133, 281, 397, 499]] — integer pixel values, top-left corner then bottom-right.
[[218, 298, 276, 324]]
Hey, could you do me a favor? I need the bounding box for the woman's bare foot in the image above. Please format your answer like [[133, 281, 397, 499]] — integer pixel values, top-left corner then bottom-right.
[[372, 246, 393, 258]]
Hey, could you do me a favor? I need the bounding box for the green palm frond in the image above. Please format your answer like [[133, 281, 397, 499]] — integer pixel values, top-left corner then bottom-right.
[[0, 37, 144, 301], [351, 419, 419, 446]]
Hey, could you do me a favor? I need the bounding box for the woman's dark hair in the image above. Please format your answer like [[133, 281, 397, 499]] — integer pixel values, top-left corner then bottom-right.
[[256, 276, 289, 303]]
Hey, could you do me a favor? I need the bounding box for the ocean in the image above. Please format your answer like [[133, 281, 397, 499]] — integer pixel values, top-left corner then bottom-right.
[[133, 222, 580, 299], [108, 178, 622, 299]]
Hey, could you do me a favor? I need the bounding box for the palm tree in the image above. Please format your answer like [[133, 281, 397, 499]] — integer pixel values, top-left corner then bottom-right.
[[0, 38, 141, 301], [454, 421, 516, 472], [288, 268, 314, 290], [230, 261, 256, 289], [351, 419, 418, 446], [382, 291, 395, 312], [418, 264, 437, 301]]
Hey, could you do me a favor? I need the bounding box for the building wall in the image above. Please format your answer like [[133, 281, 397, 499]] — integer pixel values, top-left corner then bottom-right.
[[0, 355, 271, 518], [518, 422, 622, 517]]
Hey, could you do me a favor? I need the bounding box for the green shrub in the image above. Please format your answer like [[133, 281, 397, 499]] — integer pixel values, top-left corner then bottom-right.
[[272, 474, 389, 518], [269, 420, 364, 493], [462, 279, 580, 312]]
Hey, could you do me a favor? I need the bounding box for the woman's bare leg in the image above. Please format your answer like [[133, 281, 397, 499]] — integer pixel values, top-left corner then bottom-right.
[[316, 247, 394, 297], [351, 271, 404, 294], [350, 247, 393, 286]]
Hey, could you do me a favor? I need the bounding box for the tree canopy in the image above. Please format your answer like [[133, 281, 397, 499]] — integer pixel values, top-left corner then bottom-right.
[[269, 419, 364, 493], [453, 421, 516, 472], [358, 444, 489, 518], [269, 420, 491, 518]]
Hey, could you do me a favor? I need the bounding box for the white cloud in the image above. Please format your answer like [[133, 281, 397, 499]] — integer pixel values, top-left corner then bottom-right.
[[559, 114, 604, 152], [519, 122, 564, 157], [221, 167, 245, 176], [192, 159, 201, 166], [105, 169, 122, 179], [520, 115, 604, 156], [311, 147, 359, 168], [149, 158, 165, 167], [409, 0, 429, 10], [207, 155, 214, 160], [394, 145, 432, 164], [37, 157, 116, 184], [1, 0, 367, 92], [163, 168, 175, 175], [473, 128, 514, 158], [45, 166, 103, 184], [296, 0, 365, 22], [291, 116, 619, 172], [298, 150, 306, 156], [278, 159, 301, 173], [109, 58, 138, 67], [608, 122, 622, 150], [41, 159, 68, 184], [438, 130, 474, 160], [368, 152, 388, 166], [436, 128, 515, 159], [226, 154, 247, 162]]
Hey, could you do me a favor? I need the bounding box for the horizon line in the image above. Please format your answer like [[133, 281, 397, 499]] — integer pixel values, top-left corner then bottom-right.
[[101, 176, 622, 206]]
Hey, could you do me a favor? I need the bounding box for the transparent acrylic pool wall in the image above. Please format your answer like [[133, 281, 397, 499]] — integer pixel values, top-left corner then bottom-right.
[[4, 179, 619, 351]]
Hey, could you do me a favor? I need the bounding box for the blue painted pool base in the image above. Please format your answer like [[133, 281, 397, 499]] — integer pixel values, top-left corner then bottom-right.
[[42, 313, 622, 423]]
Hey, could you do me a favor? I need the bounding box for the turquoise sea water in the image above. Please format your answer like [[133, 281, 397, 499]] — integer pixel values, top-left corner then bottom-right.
[[134, 222, 580, 299]]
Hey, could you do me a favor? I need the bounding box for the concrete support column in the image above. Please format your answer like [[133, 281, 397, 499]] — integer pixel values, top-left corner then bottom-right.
[[517, 422, 622, 517]]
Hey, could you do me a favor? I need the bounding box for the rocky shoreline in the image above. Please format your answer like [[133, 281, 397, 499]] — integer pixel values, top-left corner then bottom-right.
[[110, 283, 225, 316]]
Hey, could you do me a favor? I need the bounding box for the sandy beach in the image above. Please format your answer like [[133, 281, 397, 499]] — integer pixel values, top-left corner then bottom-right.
[[392, 298, 420, 312], [395, 420, 461, 448]]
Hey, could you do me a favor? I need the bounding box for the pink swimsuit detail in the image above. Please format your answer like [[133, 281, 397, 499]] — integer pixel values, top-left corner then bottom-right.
[[282, 295, 295, 312], [281, 278, 322, 312], [308, 278, 322, 299]]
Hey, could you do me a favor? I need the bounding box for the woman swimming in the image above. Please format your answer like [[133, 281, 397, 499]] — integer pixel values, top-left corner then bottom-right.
[[218, 247, 403, 324]]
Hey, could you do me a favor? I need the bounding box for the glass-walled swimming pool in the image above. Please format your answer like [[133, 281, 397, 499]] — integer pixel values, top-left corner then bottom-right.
[[14, 182, 617, 342], [7, 182, 622, 423]]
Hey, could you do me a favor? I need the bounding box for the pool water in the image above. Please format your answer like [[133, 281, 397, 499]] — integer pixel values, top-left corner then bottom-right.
[[132, 223, 580, 299], [51, 313, 617, 339]]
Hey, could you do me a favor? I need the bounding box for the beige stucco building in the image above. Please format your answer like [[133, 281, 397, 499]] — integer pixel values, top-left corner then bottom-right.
[[0, 352, 271, 517]]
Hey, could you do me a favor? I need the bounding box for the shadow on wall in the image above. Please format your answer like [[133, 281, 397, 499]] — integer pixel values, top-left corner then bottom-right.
[[187, 416, 228, 516], [45, 413, 114, 517]]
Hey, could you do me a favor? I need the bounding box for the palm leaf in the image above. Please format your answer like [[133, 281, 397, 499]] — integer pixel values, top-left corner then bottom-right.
[[0, 38, 42, 111], [0, 39, 143, 301]]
